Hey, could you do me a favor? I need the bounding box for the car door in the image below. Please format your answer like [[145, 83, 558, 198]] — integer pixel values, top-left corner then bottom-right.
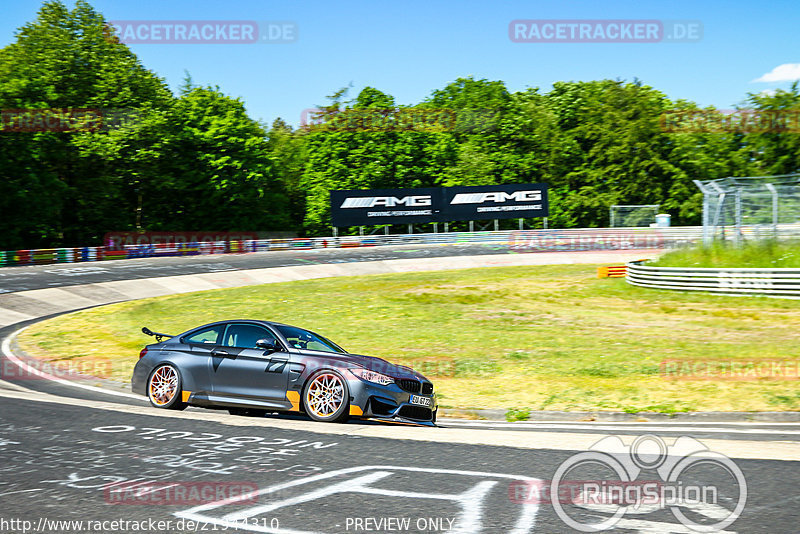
[[168, 324, 223, 394], [210, 323, 290, 403]]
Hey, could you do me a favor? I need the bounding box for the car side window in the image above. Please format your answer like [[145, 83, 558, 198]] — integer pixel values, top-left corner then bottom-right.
[[183, 325, 223, 345], [223, 324, 279, 349]]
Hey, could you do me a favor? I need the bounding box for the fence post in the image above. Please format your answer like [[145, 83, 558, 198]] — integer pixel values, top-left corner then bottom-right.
[[765, 183, 778, 239], [734, 187, 743, 246]]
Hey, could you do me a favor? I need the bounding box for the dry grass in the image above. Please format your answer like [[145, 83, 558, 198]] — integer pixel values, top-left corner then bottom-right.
[[18, 264, 800, 413]]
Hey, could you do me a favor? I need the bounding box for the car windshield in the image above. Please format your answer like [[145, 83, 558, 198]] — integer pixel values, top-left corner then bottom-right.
[[275, 325, 346, 354]]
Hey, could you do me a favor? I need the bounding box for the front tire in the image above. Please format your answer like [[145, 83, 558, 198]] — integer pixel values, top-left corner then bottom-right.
[[303, 370, 349, 423], [147, 364, 186, 410]]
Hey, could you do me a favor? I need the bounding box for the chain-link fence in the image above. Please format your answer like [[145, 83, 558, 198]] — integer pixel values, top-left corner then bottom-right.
[[693, 174, 800, 245], [609, 205, 661, 227]]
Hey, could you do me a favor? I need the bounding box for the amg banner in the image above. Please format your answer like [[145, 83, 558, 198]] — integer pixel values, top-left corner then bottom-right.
[[330, 187, 442, 226], [330, 184, 548, 226], [444, 183, 548, 221]]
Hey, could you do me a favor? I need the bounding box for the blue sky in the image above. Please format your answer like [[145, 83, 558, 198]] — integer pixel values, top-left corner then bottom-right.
[[3, 0, 799, 128]]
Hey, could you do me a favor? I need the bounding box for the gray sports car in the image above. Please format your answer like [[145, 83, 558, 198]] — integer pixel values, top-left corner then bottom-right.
[[130, 320, 437, 425]]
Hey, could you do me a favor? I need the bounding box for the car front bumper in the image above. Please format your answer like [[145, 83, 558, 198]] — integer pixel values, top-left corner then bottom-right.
[[346, 376, 438, 425]]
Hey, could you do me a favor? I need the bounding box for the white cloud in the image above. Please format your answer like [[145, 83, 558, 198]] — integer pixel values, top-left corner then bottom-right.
[[759, 88, 777, 96], [752, 63, 800, 83]]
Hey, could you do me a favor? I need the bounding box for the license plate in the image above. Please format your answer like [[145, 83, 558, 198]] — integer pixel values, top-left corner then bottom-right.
[[409, 395, 432, 407]]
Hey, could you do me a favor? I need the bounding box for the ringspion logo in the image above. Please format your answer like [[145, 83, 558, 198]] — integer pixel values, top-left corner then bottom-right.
[[546, 435, 746, 532]]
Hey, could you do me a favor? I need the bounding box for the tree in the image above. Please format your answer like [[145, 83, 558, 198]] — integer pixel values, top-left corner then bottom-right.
[[0, 0, 172, 247]]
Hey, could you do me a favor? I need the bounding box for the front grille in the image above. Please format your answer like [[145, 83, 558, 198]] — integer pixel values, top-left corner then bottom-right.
[[397, 379, 421, 393], [397, 405, 433, 421], [421, 382, 433, 394]]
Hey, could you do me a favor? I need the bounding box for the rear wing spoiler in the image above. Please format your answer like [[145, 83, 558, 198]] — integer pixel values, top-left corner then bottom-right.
[[142, 327, 175, 342]]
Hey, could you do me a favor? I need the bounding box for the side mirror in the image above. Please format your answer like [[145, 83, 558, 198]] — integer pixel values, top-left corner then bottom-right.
[[256, 338, 279, 352]]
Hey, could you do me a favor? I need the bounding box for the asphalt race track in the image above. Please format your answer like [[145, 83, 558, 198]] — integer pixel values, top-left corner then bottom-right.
[[0, 242, 523, 293], [1, 244, 799, 533]]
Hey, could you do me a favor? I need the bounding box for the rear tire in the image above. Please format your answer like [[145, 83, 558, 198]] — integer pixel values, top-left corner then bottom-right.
[[303, 370, 350, 423], [147, 364, 186, 410]]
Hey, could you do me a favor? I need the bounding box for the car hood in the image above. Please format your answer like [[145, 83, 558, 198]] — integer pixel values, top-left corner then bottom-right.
[[296, 349, 427, 381]]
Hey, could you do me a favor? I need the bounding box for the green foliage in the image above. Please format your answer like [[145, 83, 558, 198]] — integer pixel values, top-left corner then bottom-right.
[[651, 240, 800, 268], [505, 408, 531, 422], [1, 1, 798, 247], [19, 264, 800, 412]]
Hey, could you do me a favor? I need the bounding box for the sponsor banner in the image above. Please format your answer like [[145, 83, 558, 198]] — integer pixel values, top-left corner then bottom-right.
[[330, 187, 442, 227], [444, 183, 548, 221], [330, 184, 549, 227], [104, 231, 259, 247]]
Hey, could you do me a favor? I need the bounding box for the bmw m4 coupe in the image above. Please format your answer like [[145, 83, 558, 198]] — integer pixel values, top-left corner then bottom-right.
[[131, 320, 437, 425]]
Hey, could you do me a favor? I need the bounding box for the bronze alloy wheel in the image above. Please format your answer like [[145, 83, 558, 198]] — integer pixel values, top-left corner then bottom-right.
[[147, 364, 185, 410], [304, 371, 349, 423]]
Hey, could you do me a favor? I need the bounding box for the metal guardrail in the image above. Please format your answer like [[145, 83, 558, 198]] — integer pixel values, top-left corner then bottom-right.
[[626, 261, 800, 298]]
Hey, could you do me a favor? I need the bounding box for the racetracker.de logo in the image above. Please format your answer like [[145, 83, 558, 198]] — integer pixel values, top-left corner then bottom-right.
[[1, 358, 112, 380], [107, 20, 297, 44], [0, 108, 140, 133], [509, 20, 703, 43], [661, 109, 800, 133], [1, 108, 101, 132], [104, 481, 258, 505], [661, 358, 800, 380]]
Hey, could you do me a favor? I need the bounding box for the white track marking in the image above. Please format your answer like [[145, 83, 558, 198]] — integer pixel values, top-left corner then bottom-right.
[[3, 324, 798, 436], [440, 421, 800, 435], [1, 327, 141, 400], [446, 417, 800, 427], [176, 465, 541, 534]]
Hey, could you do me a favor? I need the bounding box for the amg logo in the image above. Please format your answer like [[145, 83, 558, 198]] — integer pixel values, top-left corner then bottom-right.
[[341, 196, 432, 208], [450, 191, 542, 204]]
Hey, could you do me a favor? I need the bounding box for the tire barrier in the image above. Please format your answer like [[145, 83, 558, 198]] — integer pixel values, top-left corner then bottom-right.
[[626, 260, 800, 298], [0, 227, 704, 268]]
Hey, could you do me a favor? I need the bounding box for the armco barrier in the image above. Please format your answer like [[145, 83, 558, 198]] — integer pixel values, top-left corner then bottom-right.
[[626, 261, 800, 298], [0, 227, 707, 268]]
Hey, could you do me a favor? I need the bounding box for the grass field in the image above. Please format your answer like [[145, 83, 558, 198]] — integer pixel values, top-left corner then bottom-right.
[[17, 264, 800, 415], [652, 239, 800, 268]]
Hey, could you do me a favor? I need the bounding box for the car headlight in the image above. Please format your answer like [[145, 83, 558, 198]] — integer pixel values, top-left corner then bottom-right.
[[349, 368, 395, 386]]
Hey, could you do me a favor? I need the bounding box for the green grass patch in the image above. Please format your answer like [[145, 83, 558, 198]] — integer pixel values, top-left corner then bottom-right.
[[505, 408, 531, 422], [17, 264, 800, 413], [651, 239, 800, 268]]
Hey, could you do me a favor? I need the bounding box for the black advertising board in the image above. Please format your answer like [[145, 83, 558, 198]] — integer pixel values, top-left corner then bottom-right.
[[330, 187, 443, 227], [443, 183, 548, 221], [330, 183, 548, 226]]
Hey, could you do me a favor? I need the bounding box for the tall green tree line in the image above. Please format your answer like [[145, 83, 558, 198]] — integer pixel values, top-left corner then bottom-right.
[[1, 1, 798, 248]]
